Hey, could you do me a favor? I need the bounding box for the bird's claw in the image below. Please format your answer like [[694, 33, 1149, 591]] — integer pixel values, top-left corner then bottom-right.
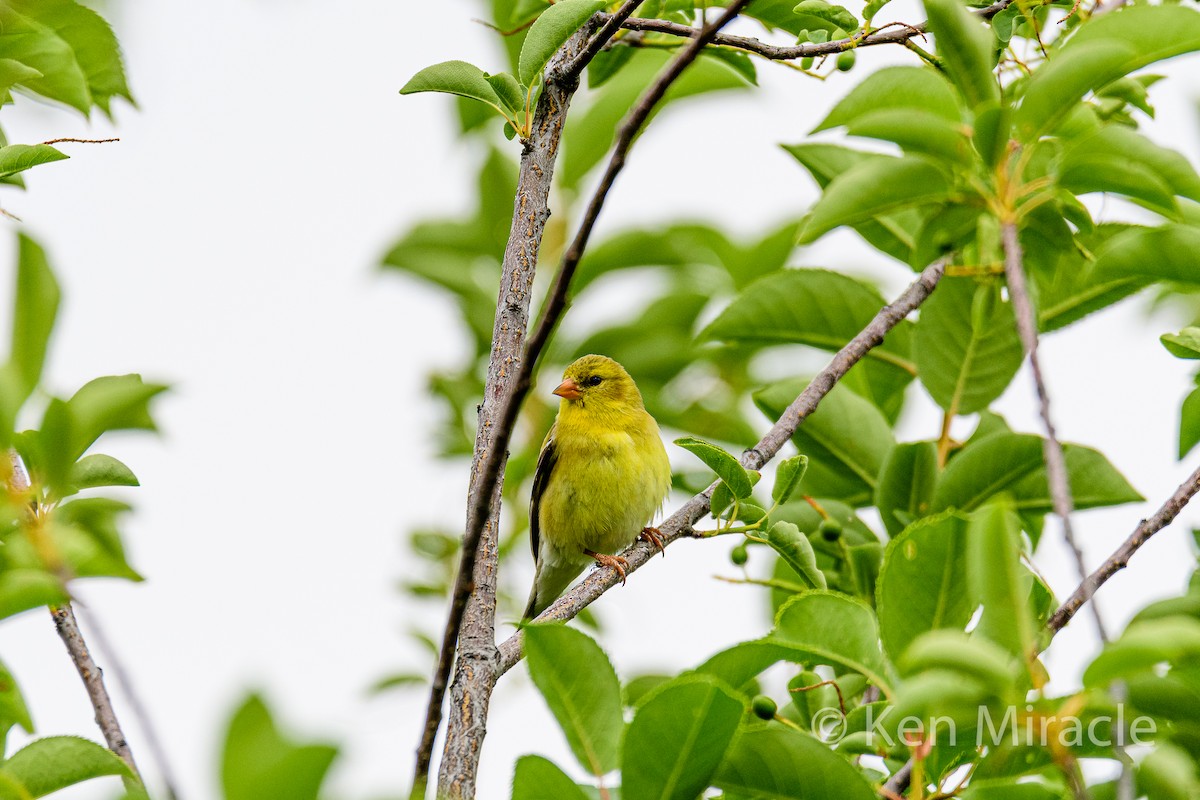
[[639, 526, 666, 557], [586, 550, 630, 585]]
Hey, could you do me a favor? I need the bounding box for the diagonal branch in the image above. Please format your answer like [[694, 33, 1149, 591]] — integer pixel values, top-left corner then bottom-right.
[[496, 259, 948, 674], [1001, 221, 1108, 642], [603, 0, 1014, 62], [1049, 461, 1200, 632]]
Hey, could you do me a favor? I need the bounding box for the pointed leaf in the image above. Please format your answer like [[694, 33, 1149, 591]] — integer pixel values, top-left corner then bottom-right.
[[0, 145, 68, 179], [67, 454, 139, 492], [914, 276, 1023, 414], [518, 0, 605, 85], [968, 499, 1034, 658], [815, 66, 962, 132], [1092, 224, 1200, 285], [0, 8, 91, 112], [401, 60, 506, 113], [798, 155, 954, 244], [877, 512, 974, 664], [221, 694, 338, 800], [772, 455, 810, 505], [713, 725, 877, 800], [923, 0, 1000, 109], [764, 521, 826, 590], [1180, 386, 1200, 459], [2, 736, 131, 797], [770, 591, 897, 698], [524, 623, 623, 776], [875, 441, 938, 537], [621, 674, 742, 800], [511, 755, 590, 800], [673, 437, 752, 499], [9, 234, 60, 400], [1162, 327, 1200, 360]]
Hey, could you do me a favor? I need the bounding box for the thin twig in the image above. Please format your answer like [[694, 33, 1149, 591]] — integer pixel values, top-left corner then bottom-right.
[[7, 452, 142, 782], [1048, 461, 1200, 632], [496, 259, 948, 674], [39, 138, 120, 145], [603, 0, 1014, 62], [1001, 222, 1108, 642]]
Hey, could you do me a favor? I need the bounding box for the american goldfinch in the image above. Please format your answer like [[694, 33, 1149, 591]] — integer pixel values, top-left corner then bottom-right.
[[523, 354, 672, 618]]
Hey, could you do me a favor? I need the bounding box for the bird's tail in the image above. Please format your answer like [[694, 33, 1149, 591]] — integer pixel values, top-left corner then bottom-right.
[[524, 558, 584, 619]]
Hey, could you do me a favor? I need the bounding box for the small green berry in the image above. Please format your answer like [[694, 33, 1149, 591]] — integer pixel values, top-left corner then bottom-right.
[[800, 56, 814, 70], [819, 518, 844, 541], [837, 50, 857, 72], [751, 695, 778, 720], [730, 544, 749, 566]]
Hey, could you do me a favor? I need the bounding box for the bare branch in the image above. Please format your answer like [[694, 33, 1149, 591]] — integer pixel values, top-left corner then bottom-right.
[[604, 0, 1014, 62], [497, 259, 948, 674], [50, 605, 142, 780], [1001, 221, 1108, 642], [1048, 461, 1200, 632]]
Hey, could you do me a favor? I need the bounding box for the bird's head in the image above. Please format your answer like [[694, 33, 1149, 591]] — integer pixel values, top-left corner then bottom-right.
[[552, 354, 644, 414]]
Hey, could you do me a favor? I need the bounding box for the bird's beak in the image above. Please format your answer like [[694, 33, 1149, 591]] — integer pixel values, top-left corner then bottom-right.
[[553, 378, 582, 400]]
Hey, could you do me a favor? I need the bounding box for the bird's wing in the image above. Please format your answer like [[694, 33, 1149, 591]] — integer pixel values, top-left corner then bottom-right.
[[529, 424, 559, 562]]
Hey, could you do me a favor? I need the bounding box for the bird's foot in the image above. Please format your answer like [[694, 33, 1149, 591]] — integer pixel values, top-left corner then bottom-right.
[[639, 526, 666, 557], [585, 549, 630, 585]]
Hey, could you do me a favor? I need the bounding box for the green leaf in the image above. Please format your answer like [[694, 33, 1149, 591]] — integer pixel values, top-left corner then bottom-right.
[[67, 453, 139, 492], [510, 755, 590, 800], [2, 736, 131, 797], [770, 591, 897, 698], [1015, 6, 1200, 140], [914, 276, 1023, 414], [0, 658, 33, 744], [712, 724, 878, 800], [755, 381, 895, 507], [9, 234, 60, 402], [0, 7, 91, 112], [875, 441, 938, 537], [1162, 327, 1200, 359], [673, 437, 752, 500], [898, 629, 1020, 696], [0, 59, 42, 103], [764, 521, 826, 590], [524, 623, 623, 776], [400, 60, 507, 115], [0, 144, 67, 178], [1084, 617, 1200, 687], [485, 71, 526, 114], [1062, 124, 1200, 209], [1093, 224, 1200, 285], [842, 109, 974, 165], [703, 269, 915, 414], [1061, 150, 1178, 215], [797, 155, 954, 244], [518, 0, 605, 85], [221, 694, 338, 800], [922, 0, 1000, 110], [0, 569, 67, 621], [772, 455, 809, 505], [9, 0, 133, 114], [932, 432, 1141, 513], [815, 66, 962, 132], [783, 143, 926, 263], [1180, 387, 1200, 460], [621, 674, 743, 800], [1138, 742, 1200, 800], [62, 374, 167, 461], [876, 512, 974, 664], [968, 499, 1034, 658], [792, 0, 858, 33]]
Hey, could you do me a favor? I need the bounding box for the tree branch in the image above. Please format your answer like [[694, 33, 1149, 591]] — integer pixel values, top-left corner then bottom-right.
[[426, 5, 750, 796], [603, 0, 1014, 62], [5, 452, 141, 782], [1001, 222, 1108, 642], [1048, 461, 1200, 632], [496, 258, 949, 674], [417, 4, 653, 796]]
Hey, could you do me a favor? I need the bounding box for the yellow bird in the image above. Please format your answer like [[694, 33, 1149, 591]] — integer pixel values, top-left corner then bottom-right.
[[524, 354, 672, 619]]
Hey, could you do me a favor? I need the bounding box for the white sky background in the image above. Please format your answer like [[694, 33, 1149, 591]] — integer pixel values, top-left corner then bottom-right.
[[0, 1, 1196, 798]]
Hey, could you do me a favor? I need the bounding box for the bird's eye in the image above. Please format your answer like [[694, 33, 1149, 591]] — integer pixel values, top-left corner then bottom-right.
[[584, 375, 603, 387]]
